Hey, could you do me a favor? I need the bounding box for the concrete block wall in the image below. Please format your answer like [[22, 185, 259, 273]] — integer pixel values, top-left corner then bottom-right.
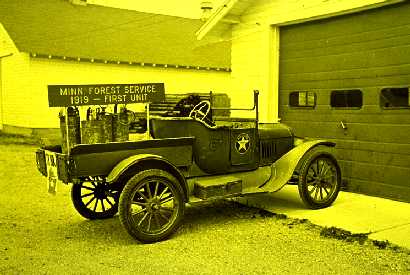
[[231, 24, 278, 122], [0, 23, 22, 130], [2, 57, 231, 129], [1, 52, 32, 128]]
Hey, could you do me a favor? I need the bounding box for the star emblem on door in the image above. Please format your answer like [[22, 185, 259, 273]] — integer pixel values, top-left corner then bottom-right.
[[235, 133, 250, 154]]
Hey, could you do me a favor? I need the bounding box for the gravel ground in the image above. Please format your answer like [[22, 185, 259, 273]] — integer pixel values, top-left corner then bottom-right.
[[0, 142, 409, 275]]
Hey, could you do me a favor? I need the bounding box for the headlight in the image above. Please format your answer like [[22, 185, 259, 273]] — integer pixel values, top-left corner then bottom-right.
[[294, 137, 305, 146]]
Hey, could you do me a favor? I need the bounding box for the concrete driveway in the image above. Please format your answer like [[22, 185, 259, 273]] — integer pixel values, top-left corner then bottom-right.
[[237, 185, 410, 249]]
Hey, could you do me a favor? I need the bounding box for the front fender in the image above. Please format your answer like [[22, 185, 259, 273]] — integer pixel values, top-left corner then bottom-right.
[[106, 154, 189, 202], [260, 140, 336, 193]]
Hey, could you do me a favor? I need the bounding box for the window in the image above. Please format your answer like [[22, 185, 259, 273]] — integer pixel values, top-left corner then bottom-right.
[[289, 91, 316, 107], [331, 90, 362, 108], [380, 87, 409, 108]]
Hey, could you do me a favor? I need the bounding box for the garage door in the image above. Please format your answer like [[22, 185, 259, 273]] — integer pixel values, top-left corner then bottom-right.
[[279, 2, 410, 202]]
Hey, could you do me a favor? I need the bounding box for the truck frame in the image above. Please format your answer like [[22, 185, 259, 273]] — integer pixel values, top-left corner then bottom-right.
[[36, 90, 341, 243]]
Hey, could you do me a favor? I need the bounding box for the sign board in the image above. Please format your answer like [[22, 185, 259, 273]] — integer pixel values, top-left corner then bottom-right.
[[47, 83, 165, 107]]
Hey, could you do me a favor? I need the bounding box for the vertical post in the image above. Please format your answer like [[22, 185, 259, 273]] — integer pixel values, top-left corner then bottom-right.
[[65, 107, 70, 156], [254, 90, 259, 131], [209, 90, 213, 118], [269, 26, 280, 123], [259, 25, 280, 122], [146, 103, 150, 140], [0, 59, 3, 130]]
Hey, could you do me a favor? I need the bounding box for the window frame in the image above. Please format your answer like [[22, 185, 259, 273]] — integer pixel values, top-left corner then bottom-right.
[[379, 86, 410, 110], [288, 91, 316, 109], [330, 89, 363, 109]]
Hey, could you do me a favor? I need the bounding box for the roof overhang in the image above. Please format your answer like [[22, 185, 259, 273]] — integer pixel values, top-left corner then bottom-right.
[[195, 0, 239, 40], [0, 23, 17, 58], [196, 0, 406, 40], [27, 52, 232, 72]]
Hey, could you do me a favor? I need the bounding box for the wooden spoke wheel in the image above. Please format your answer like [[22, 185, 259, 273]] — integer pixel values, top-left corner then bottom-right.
[[71, 177, 119, 219], [298, 149, 341, 209], [119, 169, 185, 243]]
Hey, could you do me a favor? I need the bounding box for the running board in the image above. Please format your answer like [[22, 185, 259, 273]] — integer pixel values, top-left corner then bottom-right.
[[193, 175, 242, 200]]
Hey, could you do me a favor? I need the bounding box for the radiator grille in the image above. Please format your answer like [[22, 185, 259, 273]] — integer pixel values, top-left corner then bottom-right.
[[260, 140, 275, 165]]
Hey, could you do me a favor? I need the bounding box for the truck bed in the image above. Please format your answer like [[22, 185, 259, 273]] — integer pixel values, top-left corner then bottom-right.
[[36, 137, 194, 183]]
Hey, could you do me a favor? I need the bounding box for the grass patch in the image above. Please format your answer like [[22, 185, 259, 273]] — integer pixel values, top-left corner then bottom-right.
[[0, 131, 39, 145], [320, 226, 371, 245], [372, 240, 390, 249]]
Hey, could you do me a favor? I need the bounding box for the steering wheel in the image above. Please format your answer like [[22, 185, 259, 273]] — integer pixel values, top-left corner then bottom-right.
[[189, 100, 211, 124]]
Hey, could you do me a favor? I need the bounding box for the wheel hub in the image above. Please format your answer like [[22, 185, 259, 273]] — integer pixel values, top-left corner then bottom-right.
[[147, 197, 161, 213], [94, 183, 108, 199]]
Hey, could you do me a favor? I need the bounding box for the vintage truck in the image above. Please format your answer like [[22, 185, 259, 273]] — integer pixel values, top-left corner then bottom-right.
[[36, 90, 341, 243]]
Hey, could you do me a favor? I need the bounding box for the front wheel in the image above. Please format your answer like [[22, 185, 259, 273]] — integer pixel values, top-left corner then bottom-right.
[[298, 149, 341, 209], [119, 169, 185, 243]]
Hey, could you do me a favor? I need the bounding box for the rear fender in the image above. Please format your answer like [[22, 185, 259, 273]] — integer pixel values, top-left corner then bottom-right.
[[260, 140, 336, 193], [106, 154, 189, 202]]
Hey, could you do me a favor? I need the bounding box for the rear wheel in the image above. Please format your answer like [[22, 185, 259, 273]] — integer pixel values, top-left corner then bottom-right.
[[298, 149, 341, 209], [119, 169, 185, 243], [71, 177, 119, 219]]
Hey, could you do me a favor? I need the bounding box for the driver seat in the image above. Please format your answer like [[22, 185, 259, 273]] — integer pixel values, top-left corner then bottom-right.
[[150, 116, 225, 139], [150, 116, 231, 173]]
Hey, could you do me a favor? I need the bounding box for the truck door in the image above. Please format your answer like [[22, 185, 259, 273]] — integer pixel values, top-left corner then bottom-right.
[[230, 122, 258, 169]]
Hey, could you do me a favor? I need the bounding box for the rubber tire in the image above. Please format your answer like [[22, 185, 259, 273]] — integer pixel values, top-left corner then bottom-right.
[[119, 169, 185, 243], [71, 182, 119, 220], [298, 147, 341, 209]]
